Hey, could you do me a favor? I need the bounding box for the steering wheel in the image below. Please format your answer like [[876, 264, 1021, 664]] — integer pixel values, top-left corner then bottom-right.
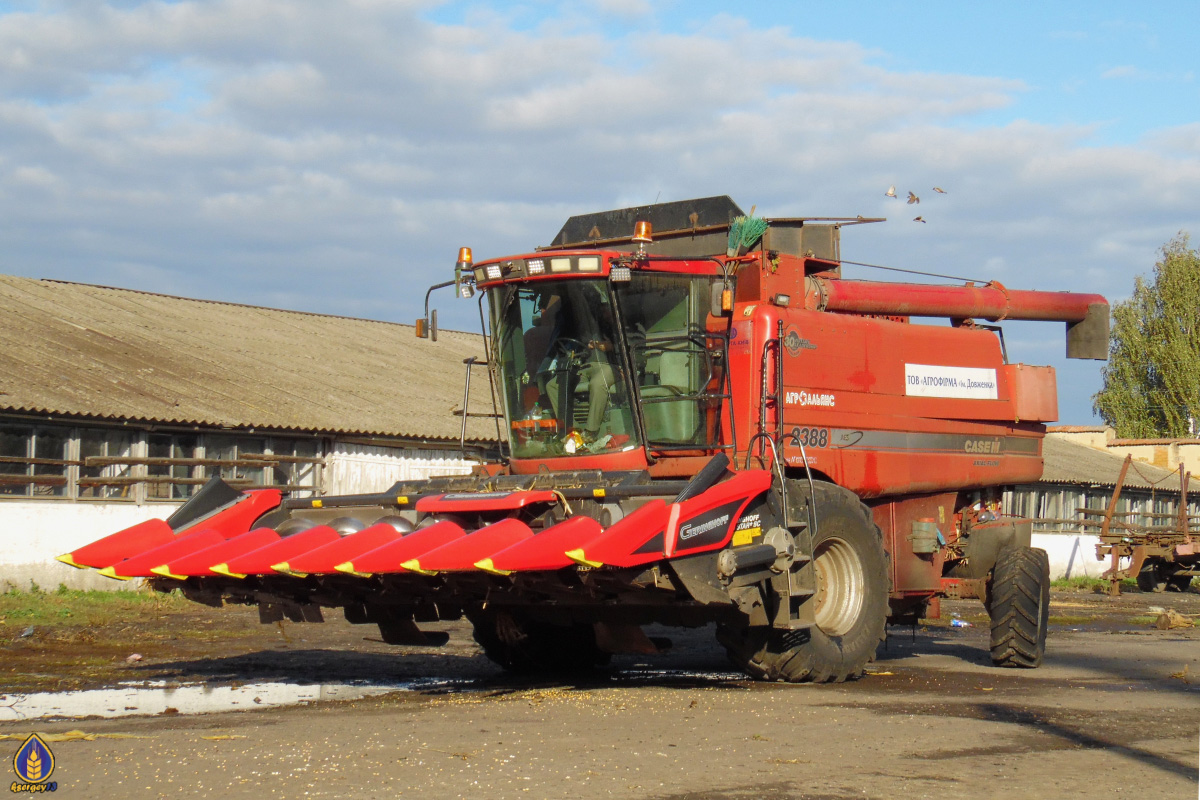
[[545, 337, 589, 368]]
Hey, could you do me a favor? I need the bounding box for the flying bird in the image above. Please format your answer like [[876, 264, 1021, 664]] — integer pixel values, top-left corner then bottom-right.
[[885, 185, 896, 198], [913, 216, 926, 223], [933, 187, 947, 193], [907, 191, 920, 205]]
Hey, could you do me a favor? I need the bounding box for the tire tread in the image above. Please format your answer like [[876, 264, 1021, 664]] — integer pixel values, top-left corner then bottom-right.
[[988, 546, 1049, 668], [720, 482, 889, 683]]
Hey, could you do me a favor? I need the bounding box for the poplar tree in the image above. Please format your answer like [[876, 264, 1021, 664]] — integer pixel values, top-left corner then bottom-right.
[[1094, 234, 1200, 438]]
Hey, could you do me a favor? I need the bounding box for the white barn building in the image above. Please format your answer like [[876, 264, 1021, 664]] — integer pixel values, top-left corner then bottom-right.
[[0, 275, 495, 590]]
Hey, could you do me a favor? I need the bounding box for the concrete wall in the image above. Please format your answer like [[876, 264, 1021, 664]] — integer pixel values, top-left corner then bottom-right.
[[0, 501, 178, 591], [1050, 426, 1200, 477], [324, 443, 475, 495], [1046, 428, 1112, 450], [1107, 440, 1200, 478], [1, 443, 478, 592], [1031, 532, 1108, 580]]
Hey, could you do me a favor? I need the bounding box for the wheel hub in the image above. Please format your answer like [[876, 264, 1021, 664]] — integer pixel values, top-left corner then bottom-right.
[[812, 536, 866, 637]]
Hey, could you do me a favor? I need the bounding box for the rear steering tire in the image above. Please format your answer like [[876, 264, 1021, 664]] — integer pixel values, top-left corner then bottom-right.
[[719, 482, 890, 683], [987, 546, 1050, 668], [1165, 573, 1196, 593], [1136, 564, 1164, 593]]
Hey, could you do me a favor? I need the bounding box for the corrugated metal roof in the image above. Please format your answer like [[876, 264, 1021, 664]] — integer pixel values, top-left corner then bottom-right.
[[0, 275, 497, 442], [1041, 436, 1180, 489]]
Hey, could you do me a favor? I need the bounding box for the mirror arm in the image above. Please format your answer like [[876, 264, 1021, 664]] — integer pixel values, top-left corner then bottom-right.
[[418, 279, 457, 339]]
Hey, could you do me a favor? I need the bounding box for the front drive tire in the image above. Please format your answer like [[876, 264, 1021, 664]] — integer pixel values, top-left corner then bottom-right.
[[987, 546, 1050, 668], [468, 609, 610, 674], [719, 482, 890, 683]]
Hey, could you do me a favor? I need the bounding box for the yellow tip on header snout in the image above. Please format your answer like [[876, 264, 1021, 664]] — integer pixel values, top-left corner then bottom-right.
[[400, 559, 436, 576], [474, 558, 513, 576], [564, 549, 603, 569], [56, 553, 84, 570], [334, 562, 372, 577]]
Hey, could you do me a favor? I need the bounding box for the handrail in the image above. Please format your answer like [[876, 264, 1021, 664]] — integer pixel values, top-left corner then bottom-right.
[[744, 433, 787, 520], [459, 356, 488, 452]]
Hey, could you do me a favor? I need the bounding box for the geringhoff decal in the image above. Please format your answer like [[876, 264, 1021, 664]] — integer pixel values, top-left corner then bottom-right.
[[904, 364, 998, 400], [679, 514, 731, 541]]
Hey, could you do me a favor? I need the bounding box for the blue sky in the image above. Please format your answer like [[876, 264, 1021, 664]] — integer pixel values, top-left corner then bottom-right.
[[425, 1, 1199, 144], [0, 0, 1197, 422]]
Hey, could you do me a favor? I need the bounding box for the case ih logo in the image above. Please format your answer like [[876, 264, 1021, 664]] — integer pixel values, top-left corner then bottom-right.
[[964, 439, 1002, 454]]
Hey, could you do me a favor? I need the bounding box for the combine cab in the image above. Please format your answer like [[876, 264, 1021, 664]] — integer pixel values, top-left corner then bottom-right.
[[61, 196, 1109, 681]]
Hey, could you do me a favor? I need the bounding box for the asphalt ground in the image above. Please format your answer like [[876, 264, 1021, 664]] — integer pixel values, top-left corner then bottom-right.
[[2, 589, 1198, 799]]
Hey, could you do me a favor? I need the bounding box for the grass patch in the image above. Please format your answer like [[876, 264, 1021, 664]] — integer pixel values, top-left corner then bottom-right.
[[1048, 615, 1098, 625], [0, 585, 192, 628], [1050, 576, 1137, 592]]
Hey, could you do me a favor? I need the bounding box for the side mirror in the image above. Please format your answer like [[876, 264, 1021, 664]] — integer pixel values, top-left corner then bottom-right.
[[414, 310, 438, 341]]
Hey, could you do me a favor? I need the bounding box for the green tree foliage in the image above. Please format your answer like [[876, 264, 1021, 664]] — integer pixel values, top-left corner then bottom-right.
[[1094, 234, 1200, 438]]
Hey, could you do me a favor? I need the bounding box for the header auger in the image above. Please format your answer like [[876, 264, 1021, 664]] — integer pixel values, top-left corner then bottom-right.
[[62, 196, 1108, 681]]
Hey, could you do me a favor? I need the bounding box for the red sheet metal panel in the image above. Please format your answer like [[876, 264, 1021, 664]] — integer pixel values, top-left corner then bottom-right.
[[217, 525, 340, 577], [102, 529, 225, 579], [177, 489, 282, 539], [566, 500, 671, 569], [279, 523, 405, 576], [1007, 364, 1058, 423], [155, 528, 282, 578], [404, 519, 533, 574], [669, 470, 773, 558], [58, 518, 174, 570], [481, 516, 604, 573], [347, 521, 467, 574], [415, 490, 558, 513]]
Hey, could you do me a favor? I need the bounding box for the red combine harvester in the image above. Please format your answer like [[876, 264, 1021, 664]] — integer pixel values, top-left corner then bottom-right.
[[60, 197, 1109, 682]]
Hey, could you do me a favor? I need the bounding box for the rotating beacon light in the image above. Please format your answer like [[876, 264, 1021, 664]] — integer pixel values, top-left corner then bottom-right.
[[455, 247, 474, 299], [631, 220, 652, 256]]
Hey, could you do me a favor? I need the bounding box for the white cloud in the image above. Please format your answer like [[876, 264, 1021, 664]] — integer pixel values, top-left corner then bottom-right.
[[587, 0, 652, 19], [1101, 65, 1142, 80], [1100, 64, 1191, 82], [0, 2, 1196, 421]]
